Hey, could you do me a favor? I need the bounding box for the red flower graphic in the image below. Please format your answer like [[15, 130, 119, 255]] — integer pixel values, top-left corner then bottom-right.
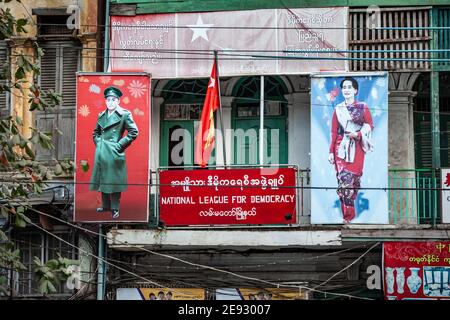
[[330, 87, 339, 102], [445, 173, 450, 187]]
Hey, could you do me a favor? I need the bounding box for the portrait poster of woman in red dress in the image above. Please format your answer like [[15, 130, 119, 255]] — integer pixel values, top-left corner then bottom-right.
[[311, 73, 388, 224]]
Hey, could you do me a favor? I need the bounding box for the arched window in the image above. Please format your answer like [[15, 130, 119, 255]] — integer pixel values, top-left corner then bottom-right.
[[160, 79, 207, 167]]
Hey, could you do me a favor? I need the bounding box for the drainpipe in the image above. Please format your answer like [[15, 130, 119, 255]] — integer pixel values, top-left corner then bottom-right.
[[97, 0, 110, 300], [103, 0, 110, 72], [259, 75, 264, 166], [430, 9, 439, 227], [97, 224, 105, 300]]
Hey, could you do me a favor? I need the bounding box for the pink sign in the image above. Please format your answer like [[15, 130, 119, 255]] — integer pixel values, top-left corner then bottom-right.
[[110, 8, 348, 78], [384, 242, 450, 300]]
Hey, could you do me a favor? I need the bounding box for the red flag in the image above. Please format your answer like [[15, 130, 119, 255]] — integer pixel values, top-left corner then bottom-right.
[[194, 60, 220, 167]]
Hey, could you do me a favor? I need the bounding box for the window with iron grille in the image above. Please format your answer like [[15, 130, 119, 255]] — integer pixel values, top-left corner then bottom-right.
[[434, 7, 450, 71], [11, 230, 77, 297], [349, 7, 431, 71], [34, 11, 74, 39]]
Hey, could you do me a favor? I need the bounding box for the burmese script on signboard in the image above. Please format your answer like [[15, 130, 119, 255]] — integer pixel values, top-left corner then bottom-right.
[[110, 8, 348, 78], [159, 168, 297, 226], [384, 241, 450, 300]]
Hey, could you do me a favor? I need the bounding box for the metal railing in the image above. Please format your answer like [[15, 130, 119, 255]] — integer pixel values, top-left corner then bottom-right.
[[388, 169, 440, 225], [147, 167, 441, 227]]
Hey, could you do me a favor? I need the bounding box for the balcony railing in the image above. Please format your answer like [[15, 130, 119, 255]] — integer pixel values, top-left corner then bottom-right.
[[389, 169, 440, 225], [148, 167, 442, 227]]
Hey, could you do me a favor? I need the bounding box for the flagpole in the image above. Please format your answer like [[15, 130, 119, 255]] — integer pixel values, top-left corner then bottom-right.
[[260, 75, 264, 166], [214, 50, 227, 168]]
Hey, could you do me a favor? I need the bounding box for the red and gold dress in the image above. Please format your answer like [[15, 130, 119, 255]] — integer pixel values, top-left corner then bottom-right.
[[329, 101, 374, 222]]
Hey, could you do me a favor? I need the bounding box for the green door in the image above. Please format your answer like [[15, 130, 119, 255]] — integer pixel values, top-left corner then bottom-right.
[[160, 121, 195, 167], [231, 76, 289, 166], [233, 118, 287, 165]]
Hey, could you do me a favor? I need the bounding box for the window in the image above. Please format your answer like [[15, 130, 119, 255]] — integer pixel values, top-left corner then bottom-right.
[[232, 76, 288, 165], [12, 230, 77, 297], [36, 41, 80, 161], [160, 79, 207, 167]]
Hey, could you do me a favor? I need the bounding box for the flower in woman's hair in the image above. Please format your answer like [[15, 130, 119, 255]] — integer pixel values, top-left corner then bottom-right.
[[329, 87, 339, 102]]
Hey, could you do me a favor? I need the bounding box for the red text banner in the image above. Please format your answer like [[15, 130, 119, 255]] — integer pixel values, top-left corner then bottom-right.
[[383, 242, 450, 300], [159, 168, 297, 226]]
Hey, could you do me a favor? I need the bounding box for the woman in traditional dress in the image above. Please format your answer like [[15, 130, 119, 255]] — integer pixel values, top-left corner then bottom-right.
[[328, 77, 374, 223]]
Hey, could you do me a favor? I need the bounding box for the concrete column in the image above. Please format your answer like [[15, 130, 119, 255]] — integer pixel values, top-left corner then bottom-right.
[[285, 91, 310, 224], [388, 90, 417, 224], [78, 33, 98, 72], [217, 96, 233, 166], [8, 37, 36, 141], [151, 97, 164, 171], [285, 92, 310, 168], [388, 91, 417, 169]]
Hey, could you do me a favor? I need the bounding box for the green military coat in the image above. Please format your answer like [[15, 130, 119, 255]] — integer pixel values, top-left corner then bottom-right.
[[89, 106, 138, 193]]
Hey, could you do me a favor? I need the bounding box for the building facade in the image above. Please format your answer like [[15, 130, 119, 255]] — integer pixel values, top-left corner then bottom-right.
[[103, 1, 450, 300], [0, 0, 104, 299], [2, 0, 450, 300]]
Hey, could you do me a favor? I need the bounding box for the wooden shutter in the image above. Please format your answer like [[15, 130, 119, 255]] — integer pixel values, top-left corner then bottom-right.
[[58, 46, 79, 160], [349, 7, 431, 71], [36, 42, 80, 161], [0, 42, 9, 117], [36, 45, 58, 161], [415, 119, 432, 168]]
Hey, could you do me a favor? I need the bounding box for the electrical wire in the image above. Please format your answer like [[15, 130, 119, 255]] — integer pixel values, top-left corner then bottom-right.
[[8, 233, 373, 272], [0, 179, 446, 192], [6, 51, 449, 63], [6, 45, 450, 54], [13, 21, 450, 31], [25, 219, 205, 299], [21, 204, 375, 300], [312, 242, 380, 289]]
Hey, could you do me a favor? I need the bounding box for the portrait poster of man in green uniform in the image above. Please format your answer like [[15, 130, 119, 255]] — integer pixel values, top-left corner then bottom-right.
[[74, 73, 151, 223], [88, 86, 138, 219]]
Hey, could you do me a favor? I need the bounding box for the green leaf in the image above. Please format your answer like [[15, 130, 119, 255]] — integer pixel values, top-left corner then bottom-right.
[[14, 67, 25, 80], [16, 18, 27, 33], [46, 259, 59, 269], [38, 279, 50, 294], [31, 133, 40, 144], [0, 276, 8, 295], [15, 214, 26, 228], [47, 281, 57, 293], [80, 160, 89, 172], [24, 143, 34, 158], [59, 257, 80, 266], [33, 257, 44, 268], [36, 47, 44, 58], [10, 134, 20, 145], [0, 206, 7, 218], [39, 132, 52, 142], [0, 230, 8, 242], [15, 116, 23, 126]]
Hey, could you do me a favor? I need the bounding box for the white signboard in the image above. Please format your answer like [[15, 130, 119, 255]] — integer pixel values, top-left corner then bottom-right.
[[110, 7, 348, 78], [441, 168, 450, 223]]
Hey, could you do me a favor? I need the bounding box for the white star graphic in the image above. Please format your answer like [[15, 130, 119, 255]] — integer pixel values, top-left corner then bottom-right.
[[208, 77, 215, 88], [187, 15, 213, 42]]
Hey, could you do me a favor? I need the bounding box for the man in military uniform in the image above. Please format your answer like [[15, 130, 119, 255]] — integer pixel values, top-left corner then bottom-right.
[[89, 86, 139, 219]]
